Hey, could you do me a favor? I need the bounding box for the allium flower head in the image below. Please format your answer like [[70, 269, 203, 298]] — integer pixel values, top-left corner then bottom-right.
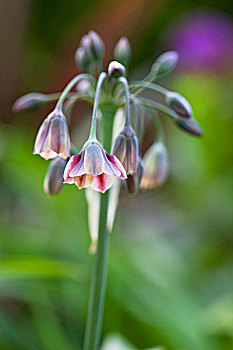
[[33, 110, 70, 160], [111, 124, 139, 175], [64, 139, 127, 193]]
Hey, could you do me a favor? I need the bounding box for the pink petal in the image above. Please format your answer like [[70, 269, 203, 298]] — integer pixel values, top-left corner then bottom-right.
[[63, 154, 81, 181], [129, 135, 138, 174], [91, 174, 114, 193], [33, 117, 50, 154], [49, 116, 61, 153], [40, 150, 58, 160], [69, 152, 85, 177], [74, 174, 92, 189], [103, 152, 121, 177], [84, 143, 105, 176], [64, 177, 75, 184], [106, 154, 127, 179]]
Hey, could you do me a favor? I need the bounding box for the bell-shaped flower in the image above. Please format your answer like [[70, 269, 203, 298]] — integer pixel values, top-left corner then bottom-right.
[[63, 139, 127, 193], [141, 143, 169, 189], [111, 124, 139, 175], [33, 110, 70, 160]]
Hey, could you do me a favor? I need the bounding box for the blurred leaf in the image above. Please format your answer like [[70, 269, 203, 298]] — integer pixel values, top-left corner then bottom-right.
[[0, 257, 84, 283]]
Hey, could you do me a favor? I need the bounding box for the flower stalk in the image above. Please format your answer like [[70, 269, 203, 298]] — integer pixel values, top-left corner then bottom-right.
[[13, 30, 203, 350], [83, 104, 116, 350]]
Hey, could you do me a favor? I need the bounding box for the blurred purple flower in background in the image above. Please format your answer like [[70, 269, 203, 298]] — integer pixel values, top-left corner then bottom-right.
[[168, 10, 233, 72]]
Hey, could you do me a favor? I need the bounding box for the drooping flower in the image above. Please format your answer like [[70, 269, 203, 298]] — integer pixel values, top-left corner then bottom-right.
[[63, 139, 127, 193], [33, 110, 70, 160], [111, 124, 139, 175], [141, 143, 169, 189]]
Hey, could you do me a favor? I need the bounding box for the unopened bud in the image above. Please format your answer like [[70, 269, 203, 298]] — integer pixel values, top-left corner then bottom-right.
[[75, 46, 89, 72], [126, 158, 144, 195], [108, 61, 126, 79], [114, 37, 132, 66], [141, 143, 169, 190], [151, 51, 179, 77], [88, 30, 105, 60], [80, 34, 92, 52], [43, 157, 68, 196], [111, 124, 139, 174], [175, 118, 203, 137], [76, 79, 94, 96], [12, 93, 48, 112], [166, 92, 192, 118]]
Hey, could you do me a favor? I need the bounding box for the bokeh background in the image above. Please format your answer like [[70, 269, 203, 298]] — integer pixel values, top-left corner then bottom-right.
[[0, 0, 233, 349]]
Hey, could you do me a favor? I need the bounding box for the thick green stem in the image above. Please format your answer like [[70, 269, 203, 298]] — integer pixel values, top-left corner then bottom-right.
[[83, 104, 116, 350]]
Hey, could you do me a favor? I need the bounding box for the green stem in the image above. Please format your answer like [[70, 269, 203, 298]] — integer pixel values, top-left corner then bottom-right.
[[118, 77, 131, 126], [83, 104, 116, 350], [89, 72, 107, 139], [140, 97, 179, 120], [129, 80, 169, 96], [55, 73, 95, 111]]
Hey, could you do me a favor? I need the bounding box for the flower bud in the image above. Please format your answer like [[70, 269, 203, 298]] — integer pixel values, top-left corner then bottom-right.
[[75, 79, 94, 96], [80, 34, 92, 52], [108, 61, 126, 79], [151, 51, 179, 77], [114, 37, 132, 66], [12, 93, 48, 112], [111, 124, 139, 175], [141, 143, 169, 190], [175, 118, 203, 137], [43, 157, 67, 196], [75, 47, 89, 72], [166, 92, 192, 118], [88, 30, 105, 60], [126, 158, 144, 195]]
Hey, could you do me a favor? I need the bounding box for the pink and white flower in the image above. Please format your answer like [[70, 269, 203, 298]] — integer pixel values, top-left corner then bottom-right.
[[64, 139, 127, 193], [33, 111, 70, 160]]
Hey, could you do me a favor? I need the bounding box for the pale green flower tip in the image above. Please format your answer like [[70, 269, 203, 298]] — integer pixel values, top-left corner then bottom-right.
[[151, 51, 179, 77]]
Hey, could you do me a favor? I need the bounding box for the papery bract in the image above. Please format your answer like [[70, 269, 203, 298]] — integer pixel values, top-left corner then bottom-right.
[[33, 111, 70, 160], [64, 139, 127, 193]]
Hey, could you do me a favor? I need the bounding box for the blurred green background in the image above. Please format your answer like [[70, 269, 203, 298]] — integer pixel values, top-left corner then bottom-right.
[[0, 0, 233, 349]]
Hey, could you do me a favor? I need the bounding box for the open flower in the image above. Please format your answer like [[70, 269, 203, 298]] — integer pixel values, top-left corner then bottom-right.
[[33, 110, 70, 160], [64, 139, 127, 193]]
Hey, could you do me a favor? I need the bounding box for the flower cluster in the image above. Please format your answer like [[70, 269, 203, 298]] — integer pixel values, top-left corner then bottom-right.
[[13, 30, 202, 244]]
